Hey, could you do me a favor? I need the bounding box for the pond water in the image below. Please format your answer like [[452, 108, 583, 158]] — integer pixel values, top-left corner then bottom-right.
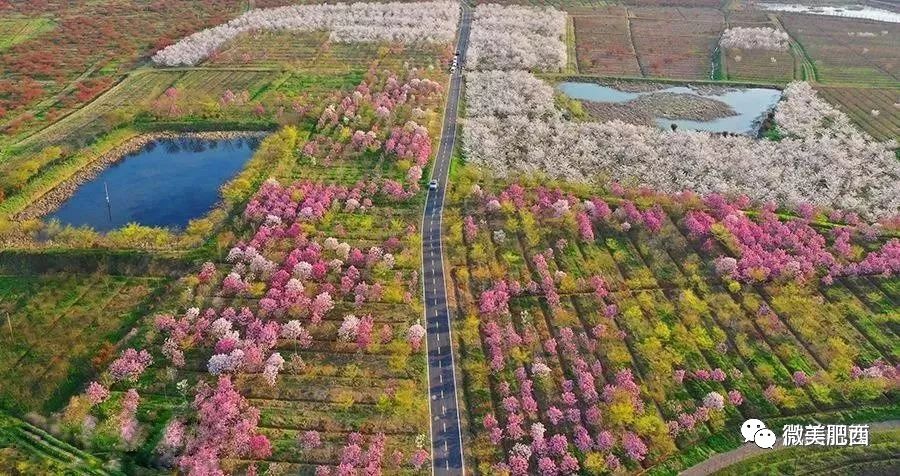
[[557, 82, 783, 135], [48, 135, 262, 232], [758, 3, 900, 23]]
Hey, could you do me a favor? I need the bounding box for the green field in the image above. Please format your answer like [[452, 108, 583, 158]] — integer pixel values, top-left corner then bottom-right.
[[816, 86, 900, 142], [0, 275, 164, 413], [0, 17, 54, 52], [443, 171, 900, 474]]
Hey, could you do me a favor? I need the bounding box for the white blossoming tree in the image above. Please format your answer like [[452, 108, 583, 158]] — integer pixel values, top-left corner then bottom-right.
[[720, 27, 790, 51], [467, 4, 566, 72], [465, 70, 557, 117], [462, 72, 900, 217], [153, 1, 460, 66]]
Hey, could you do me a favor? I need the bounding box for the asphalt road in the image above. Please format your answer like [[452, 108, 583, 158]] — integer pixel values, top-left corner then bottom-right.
[[422, 3, 471, 475]]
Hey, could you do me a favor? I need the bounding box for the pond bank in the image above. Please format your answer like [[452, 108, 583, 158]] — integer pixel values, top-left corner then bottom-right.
[[558, 81, 782, 135], [16, 130, 267, 222], [548, 74, 784, 90]]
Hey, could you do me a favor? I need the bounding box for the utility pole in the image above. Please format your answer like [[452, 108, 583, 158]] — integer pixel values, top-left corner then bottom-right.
[[105, 181, 112, 222], [1, 298, 9, 337]]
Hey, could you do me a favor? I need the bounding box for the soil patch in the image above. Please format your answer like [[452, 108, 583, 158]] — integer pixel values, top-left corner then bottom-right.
[[629, 92, 736, 121], [583, 92, 736, 124]]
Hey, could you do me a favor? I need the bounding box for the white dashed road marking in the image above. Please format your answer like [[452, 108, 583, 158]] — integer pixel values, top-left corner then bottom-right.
[[424, 7, 469, 474]]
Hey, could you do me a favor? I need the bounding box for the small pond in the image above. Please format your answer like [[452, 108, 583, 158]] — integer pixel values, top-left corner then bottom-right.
[[48, 135, 262, 232], [758, 3, 900, 23], [558, 82, 783, 135]]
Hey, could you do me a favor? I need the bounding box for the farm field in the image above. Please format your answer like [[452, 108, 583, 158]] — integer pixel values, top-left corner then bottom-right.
[[0, 17, 55, 52], [624, 0, 722, 6], [0, 1, 461, 472], [143, 201, 431, 473], [0, 66, 376, 240], [208, 30, 452, 73], [13, 70, 186, 151], [718, 11, 797, 82], [473, 1, 618, 7], [572, 7, 643, 76], [0, 0, 266, 140], [570, 5, 898, 88], [0, 1, 898, 475], [14, 68, 290, 152], [471, 0, 720, 5], [0, 275, 164, 414], [0, 69, 283, 230], [720, 47, 795, 83], [443, 172, 899, 473], [628, 7, 725, 79], [129, 223, 431, 473], [816, 86, 900, 142], [0, 17, 450, 232], [572, 6, 726, 80], [556, 5, 900, 142], [779, 13, 899, 87]]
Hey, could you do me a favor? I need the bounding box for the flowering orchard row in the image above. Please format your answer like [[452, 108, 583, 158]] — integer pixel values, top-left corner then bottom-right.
[[207, 30, 451, 73], [442, 174, 898, 474], [300, 66, 444, 194], [74, 177, 432, 474], [152, 1, 460, 66], [468, 4, 567, 72], [58, 57, 452, 474], [719, 27, 789, 51], [0, 0, 252, 138], [463, 71, 900, 218]]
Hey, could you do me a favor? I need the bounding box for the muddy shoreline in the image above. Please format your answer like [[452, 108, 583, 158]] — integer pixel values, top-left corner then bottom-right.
[[16, 130, 268, 221], [560, 77, 743, 95], [630, 92, 736, 121], [583, 91, 736, 125]]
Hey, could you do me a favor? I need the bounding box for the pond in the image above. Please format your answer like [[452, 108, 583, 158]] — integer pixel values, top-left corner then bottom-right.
[[48, 135, 262, 232], [558, 82, 783, 135], [758, 3, 900, 23]]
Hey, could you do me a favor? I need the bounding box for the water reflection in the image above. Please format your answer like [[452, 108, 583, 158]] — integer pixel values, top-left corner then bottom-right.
[[758, 3, 900, 23], [48, 135, 262, 232], [558, 82, 783, 135]]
